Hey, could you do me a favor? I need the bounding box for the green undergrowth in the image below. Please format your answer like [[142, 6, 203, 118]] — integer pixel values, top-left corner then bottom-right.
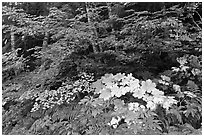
[[2, 55, 202, 135], [2, 2, 202, 135]]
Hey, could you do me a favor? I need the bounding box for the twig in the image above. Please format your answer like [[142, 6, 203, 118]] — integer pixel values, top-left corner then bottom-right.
[[190, 14, 201, 31], [194, 10, 202, 21]]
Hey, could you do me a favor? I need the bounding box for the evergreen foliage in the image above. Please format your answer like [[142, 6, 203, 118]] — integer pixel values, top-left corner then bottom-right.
[[2, 2, 202, 135]]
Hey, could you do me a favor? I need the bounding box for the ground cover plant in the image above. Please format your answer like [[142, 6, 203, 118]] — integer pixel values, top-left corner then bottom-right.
[[2, 2, 202, 135]]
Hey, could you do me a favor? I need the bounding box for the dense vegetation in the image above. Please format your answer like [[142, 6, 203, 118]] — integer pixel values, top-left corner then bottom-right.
[[2, 2, 202, 135]]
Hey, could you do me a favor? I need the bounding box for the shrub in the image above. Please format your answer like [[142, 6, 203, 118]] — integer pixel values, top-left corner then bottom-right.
[[78, 73, 179, 133], [2, 49, 27, 80]]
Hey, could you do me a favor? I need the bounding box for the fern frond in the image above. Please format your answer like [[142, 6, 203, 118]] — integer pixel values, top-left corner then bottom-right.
[[51, 103, 82, 123], [166, 108, 183, 124]]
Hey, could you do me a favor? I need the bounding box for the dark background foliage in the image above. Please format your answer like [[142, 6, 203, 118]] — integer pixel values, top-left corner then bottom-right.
[[2, 2, 202, 135]]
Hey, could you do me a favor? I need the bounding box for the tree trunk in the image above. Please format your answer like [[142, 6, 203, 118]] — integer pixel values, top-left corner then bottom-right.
[[107, 2, 118, 51], [107, 2, 115, 19], [85, 2, 103, 53], [10, 26, 15, 53], [42, 31, 49, 50], [39, 30, 49, 73], [85, 2, 92, 23], [106, 2, 116, 33]]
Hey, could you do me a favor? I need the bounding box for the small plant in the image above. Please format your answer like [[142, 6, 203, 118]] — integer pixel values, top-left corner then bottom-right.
[[2, 2, 201, 135], [2, 49, 26, 80], [30, 87, 75, 112], [91, 73, 177, 110], [19, 72, 94, 112], [78, 73, 179, 133], [155, 55, 202, 132]]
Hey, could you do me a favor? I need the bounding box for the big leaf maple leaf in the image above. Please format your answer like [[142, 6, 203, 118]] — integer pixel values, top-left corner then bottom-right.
[[141, 79, 156, 93], [132, 88, 146, 99], [129, 79, 140, 92], [113, 73, 125, 81], [91, 79, 105, 94], [99, 88, 112, 101], [151, 89, 164, 96], [111, 85, 122, 97], [146, 100, 156, 110]]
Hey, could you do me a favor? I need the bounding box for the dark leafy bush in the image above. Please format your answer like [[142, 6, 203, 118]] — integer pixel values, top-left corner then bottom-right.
[[2, 2, 202, 135]]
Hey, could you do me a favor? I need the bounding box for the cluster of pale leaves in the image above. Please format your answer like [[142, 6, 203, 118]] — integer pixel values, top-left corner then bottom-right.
[[31, 85, 74, 112], [30, 72, 94, 112], [92, 73, 178, 111]]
